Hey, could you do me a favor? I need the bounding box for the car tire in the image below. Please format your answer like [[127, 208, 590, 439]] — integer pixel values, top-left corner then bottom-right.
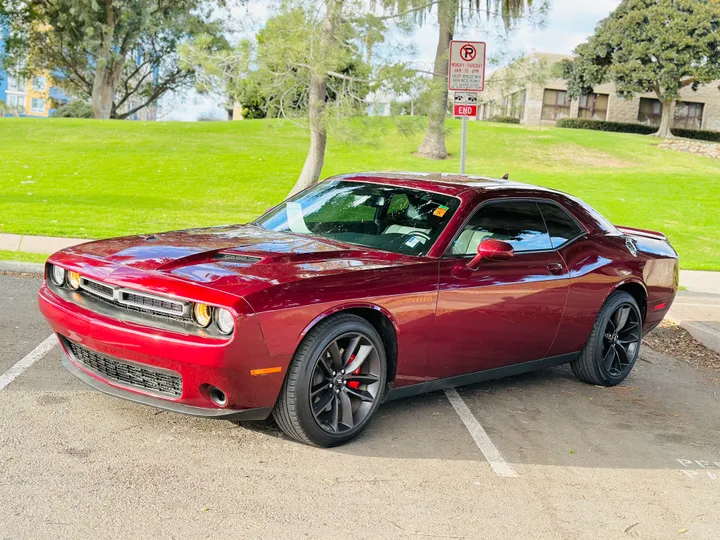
[[571, 290, 643, 387], [273, 313, 387, 447]]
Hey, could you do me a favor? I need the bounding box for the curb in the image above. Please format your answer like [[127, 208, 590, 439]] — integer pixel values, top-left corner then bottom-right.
[[0, 261, 45, 274], [666, 314, 720, 356]]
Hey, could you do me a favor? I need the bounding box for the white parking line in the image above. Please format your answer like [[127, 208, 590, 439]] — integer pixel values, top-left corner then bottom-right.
[[444, 388, 519, 478], [0, 334, 58, 392]]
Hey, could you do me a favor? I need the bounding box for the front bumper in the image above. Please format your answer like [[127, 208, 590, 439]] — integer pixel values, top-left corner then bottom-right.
[[62, 354, 271, 420], [39, 284, 291, 415]]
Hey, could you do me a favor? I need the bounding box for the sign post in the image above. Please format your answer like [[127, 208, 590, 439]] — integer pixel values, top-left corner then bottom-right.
[[449, 40, 486, 175]]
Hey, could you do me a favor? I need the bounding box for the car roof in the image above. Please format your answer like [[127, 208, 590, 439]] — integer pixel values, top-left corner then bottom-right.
[[334, 171, 563, 198]]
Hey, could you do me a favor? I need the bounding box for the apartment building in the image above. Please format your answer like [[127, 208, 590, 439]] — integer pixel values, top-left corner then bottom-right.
[[480, 52, 720, 131]]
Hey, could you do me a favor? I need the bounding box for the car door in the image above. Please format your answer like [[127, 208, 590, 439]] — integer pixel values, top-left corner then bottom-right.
[[427, 200, 570, 379]]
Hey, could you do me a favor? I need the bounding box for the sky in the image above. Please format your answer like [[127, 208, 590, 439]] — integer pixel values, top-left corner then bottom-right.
[[160, 0, 622, 121]]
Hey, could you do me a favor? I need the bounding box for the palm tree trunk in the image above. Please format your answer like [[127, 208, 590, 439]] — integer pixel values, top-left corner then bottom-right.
[[417, 0, 457, 160]]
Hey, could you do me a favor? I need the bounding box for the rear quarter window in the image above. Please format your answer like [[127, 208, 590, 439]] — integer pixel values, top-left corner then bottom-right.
[[538, 202, 584, 248]]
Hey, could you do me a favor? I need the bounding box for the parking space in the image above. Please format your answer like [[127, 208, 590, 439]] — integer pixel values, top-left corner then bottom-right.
[[0, 274, 54, 375], [1, 273, 719, 539]]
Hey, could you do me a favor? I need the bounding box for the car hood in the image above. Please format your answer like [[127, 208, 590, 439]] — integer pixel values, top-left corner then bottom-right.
[[61, 224, 411, 297]]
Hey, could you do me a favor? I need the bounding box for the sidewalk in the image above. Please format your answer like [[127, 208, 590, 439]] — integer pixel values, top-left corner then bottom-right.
[[679, 270, 720, 295], [667, 291, 720, 355], [0, 233, 87, 254]]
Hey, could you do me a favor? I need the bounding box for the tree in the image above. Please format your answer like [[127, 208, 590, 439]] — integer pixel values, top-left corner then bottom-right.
[[561, 0, 720, 139], [1, 0, 228, 119], [184, 2, 414, 195], [379, 0, 545, 159]]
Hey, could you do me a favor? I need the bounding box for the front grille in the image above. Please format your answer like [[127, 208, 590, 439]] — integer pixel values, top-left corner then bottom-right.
[[82, 279, 115, 299], [120, 292, 185, 315], [66, 339, 182, 397], [77, 277, 191, 321]]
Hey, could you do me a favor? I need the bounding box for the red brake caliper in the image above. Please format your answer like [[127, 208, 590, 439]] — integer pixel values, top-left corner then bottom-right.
[[347, 355, 361, 389]]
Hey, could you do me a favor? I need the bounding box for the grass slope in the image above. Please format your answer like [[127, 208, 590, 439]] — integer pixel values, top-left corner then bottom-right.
[[0, 117, 718, 269]]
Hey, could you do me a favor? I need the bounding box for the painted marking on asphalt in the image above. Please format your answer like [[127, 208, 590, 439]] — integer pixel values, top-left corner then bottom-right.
[[444, 388, 519, 478], [0, 334, 58, 392]]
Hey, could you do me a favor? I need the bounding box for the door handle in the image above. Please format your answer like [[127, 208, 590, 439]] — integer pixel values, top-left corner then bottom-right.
[[547, 262, 564, 275]]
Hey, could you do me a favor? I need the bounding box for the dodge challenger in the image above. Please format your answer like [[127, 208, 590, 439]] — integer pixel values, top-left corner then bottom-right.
[[39, 172, 679, 446]]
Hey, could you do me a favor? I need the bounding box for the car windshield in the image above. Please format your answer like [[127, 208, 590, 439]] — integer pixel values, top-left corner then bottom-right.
[[254, 180, 460, 256]]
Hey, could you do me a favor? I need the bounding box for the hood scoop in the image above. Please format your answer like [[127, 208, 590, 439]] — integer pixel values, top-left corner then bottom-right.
[[214, 252, 263, 264]]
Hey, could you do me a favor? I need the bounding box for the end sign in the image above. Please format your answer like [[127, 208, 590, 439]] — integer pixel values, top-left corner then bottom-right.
[[448, 40, 486, 92], [453, 91, 478, 118]]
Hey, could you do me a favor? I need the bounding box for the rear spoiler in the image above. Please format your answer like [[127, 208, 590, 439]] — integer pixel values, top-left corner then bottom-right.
[[615, 225, 667, 241]]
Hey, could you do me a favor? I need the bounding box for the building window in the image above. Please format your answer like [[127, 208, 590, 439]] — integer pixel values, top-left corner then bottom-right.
[[7, 74, 26, 92], [7, 95, 25, 113], [30, 98, 45, 113], [541, 89, 570, 121], [638, 98, 663, 126], [674, 101, 703, 130], [32, 76, 47, 91], [578, 93, 608, 120]]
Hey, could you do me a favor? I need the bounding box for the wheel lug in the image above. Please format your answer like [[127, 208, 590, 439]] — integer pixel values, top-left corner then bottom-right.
[[341, 369, 345, 375], [328, 383, 333, 388], [335, 389, 339, 394], [344, 381, 348, 385], [332, 371, 336, 376]]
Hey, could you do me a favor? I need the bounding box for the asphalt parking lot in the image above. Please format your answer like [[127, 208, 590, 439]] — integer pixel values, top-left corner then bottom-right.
[[1, 273, 719, 540]]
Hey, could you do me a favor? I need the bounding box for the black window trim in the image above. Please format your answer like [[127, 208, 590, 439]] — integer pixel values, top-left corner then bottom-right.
[[443, 197, 588, 259]]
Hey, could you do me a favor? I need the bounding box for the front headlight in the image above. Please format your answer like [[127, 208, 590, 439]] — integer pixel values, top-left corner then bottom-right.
[[67, 271, 81, 290], [215, 308, 235, 335], [50, 265, 66, 286], [193, 303, 213, 327]]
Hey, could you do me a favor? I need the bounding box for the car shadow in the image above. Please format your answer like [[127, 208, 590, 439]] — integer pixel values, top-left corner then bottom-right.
[[239, 352, 720, 471]]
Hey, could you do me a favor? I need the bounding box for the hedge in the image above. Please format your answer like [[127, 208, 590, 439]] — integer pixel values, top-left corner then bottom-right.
[[486, 115, 521, 124], [556, 118, 656, 135], [556, 118, 720, 142], [671, 127, 720, 142]]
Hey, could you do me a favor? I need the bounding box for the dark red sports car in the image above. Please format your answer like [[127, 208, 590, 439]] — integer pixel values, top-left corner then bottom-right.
[[39, 172, 678, 446]]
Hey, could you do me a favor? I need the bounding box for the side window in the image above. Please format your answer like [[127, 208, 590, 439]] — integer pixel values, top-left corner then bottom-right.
[[538, 202, 584, 248], [451, 201, 552, 255]]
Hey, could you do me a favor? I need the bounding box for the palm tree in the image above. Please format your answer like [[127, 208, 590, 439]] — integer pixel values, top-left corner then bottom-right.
[[387, 0, 538, 159]]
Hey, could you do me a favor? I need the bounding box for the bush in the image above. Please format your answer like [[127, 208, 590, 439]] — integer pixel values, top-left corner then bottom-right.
[[51, 100, 94, 118], [556, 118, 656, 134], [671, 128, 720, 142], [557, 118, 720, 142], [487, 115, 521, 124]]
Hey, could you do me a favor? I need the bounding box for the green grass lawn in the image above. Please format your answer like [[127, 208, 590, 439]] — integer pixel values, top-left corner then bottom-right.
[[0, 250, 47, 264], [1, 117, 718, 269]]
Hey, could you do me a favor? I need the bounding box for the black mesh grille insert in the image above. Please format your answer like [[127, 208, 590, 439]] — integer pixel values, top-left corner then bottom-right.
[[121, 292, 184, 314], [66, 339, 182, 397], [82, 279, 114, 298]]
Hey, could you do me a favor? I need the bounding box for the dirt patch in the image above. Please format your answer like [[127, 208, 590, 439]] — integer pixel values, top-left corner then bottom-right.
[[644, 320, 720, 372], [531, 144, 636, 168]]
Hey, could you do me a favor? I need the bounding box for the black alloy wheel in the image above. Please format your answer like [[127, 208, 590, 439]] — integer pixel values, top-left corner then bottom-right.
[[571, 291, 642, 386], [309, 332, 382, 434], [273, 314, 387, 447], [601, 303, 641, 377]]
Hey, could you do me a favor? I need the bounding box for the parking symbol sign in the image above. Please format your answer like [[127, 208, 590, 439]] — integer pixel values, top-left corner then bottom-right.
[[449, 40, 486, 92]]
